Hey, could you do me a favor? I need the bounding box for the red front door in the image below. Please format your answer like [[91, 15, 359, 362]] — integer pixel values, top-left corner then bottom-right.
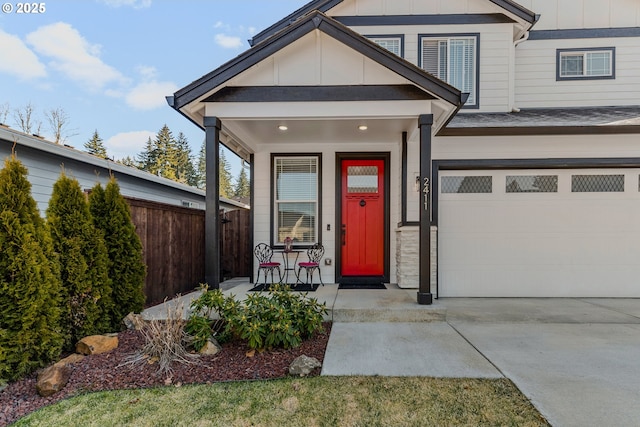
[[340, 159, 385, 277]]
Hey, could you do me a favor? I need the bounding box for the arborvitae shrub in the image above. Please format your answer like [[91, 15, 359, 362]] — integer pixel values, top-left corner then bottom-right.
[[47, 173, 113, 349], [0, 156, 63, 381], [89, 178, 146, 329]]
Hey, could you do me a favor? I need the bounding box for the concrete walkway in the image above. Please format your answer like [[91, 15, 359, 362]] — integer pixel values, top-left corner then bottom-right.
[[142, 281, 640, 427]]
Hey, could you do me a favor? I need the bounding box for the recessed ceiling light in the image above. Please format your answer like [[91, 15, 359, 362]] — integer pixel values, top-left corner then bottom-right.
[[278, 125, 288, 131], [358, 125, 368, 131]]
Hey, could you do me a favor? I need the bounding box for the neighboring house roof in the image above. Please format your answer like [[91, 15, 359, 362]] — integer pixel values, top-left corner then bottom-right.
[[171, 11, 465, 126], [250, 0, 538, 46], [441, 106, 640, 135], [0, 125, 205, 197]]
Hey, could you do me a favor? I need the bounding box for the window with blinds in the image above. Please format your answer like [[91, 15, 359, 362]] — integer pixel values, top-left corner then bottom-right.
[[420, 35, 478, 107], [274, 156, 319, 245], [368, 36, 402, 57]]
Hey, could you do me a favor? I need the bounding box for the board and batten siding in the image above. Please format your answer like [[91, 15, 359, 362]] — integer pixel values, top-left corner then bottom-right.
[[516, 0, 640, 30], [329, 0, 510, 17], [0, 128, 205, 214], [346, 23, 514, 113], [515, 37, 640, 108]]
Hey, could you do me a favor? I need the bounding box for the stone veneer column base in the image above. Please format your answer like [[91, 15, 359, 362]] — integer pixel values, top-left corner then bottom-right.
[[396, 226, 437, 293]]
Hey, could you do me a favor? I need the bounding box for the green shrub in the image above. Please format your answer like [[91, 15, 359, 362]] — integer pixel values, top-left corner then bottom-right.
[[47, 173, 113, 349], [0, 156, 63, 381], [186, 284, 327, 351], [89, 178, 146, 329]]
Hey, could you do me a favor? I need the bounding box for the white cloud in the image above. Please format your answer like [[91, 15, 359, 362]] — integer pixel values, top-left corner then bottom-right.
[[214, 34, 243, 49], [106, 130, 155, 160], [0, 29, 47, 80], [26, 22, 127, 92], [99, 0, 151, 9], [125, 80, 178, 110]]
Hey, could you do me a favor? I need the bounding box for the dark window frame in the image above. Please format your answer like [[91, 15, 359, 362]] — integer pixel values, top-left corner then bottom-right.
[[556, 47, 616, 81], [270, 153, 323, 249], [418, 32, 480, 109]]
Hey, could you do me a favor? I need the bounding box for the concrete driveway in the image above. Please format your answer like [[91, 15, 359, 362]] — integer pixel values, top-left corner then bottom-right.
[[323, 297, 640, 427]]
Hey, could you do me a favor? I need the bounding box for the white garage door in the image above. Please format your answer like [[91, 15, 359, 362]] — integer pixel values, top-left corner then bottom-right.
[[438, 169, 640, 297]]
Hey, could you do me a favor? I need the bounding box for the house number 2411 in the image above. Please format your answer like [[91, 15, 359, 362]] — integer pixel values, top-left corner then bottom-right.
[[423, 177, 430, 211]]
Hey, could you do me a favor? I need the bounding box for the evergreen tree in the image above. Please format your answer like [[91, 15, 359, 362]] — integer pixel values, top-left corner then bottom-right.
[[47, 173, 112, 349], [89, 178, 146, 328], [0, 156, 63, 381], [196, 140, 206, 190], [84, 130, 109, 159], [137, 137, 157, 172], [174, 132, 198, 187], [219, 150, 234, 198], [234, 167, 250, 199], [118, 156, 139, 168]]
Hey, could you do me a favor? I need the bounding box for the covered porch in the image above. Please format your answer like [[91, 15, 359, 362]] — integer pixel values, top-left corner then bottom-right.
[[169, 11, 465, 304]]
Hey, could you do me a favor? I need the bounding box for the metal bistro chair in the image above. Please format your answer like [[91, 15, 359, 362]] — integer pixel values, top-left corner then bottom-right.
[[296, 243, 325, 287], [254, 243, 282, 285]]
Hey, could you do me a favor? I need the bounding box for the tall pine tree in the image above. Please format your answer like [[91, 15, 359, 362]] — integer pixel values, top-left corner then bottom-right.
[[174, 132, 198, 187], [0, 156, 63, 381], [84, 130, 109, 159], [234, 167, 250, 199], [196, 140, 206, 190], [47, 173, 112, 349], [89, 178, 146, 328], [219, 150, 234, 198]]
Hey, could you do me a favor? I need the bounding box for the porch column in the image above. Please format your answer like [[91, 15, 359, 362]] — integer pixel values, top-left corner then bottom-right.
[[249, 153, 255, 283], [204, 117, 221, 288], [417, 114, 433, 305]]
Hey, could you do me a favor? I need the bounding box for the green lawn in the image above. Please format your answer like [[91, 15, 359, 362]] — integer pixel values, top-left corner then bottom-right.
[[15, 377, 548, 426]]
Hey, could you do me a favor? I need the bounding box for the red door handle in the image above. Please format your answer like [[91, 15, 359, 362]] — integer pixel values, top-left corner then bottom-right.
[[341, 224, 346, 246]]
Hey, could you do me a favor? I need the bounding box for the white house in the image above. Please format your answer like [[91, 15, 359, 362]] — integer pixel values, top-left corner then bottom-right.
[[169, 0, 640, 303]]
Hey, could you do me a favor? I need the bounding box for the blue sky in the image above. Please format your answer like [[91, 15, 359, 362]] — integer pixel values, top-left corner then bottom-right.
[[0, 0, 308, 177]]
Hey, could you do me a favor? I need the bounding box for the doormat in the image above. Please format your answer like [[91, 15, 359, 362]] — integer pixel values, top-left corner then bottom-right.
[[249, 283, 319, 292], [338, 283, 386, 290]]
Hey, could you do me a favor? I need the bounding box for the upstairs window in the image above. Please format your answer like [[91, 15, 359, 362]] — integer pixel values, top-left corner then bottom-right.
[[557, 48, 615, 80], [420, 34, 479, 108], [367, 35, 403, 57]]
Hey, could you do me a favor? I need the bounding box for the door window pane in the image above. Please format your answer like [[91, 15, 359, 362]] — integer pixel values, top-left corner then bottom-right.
[[442, 176, 492, 193], [571, 174, 624, 192], [347, 166, 378, 193], [506, 175, 558, 193]]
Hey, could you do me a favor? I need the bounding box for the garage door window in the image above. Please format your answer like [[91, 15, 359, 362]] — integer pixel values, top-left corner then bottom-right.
[[506, 175, 558, 193], [571, 174, 624, 192], [442, 176, 492, 193]]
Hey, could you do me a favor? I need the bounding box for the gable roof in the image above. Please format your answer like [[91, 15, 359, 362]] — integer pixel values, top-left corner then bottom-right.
[[250, 0, 537, 46], [171, 10, 464, 117]]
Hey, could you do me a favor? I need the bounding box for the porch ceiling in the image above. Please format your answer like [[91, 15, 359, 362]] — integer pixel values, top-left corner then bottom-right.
[[223, 116, 418, 150]]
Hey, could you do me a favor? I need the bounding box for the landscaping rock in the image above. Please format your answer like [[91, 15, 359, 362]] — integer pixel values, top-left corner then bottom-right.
[[76, 335, 119, 355], [289, 355, 321, 377], [36, 364, 71, 397], [199, 338, 222, 356], [123, 312, 146, 331], [55, 354, 85, 368]]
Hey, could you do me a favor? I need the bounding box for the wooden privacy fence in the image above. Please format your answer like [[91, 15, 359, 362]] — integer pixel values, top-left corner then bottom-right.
[[127, 197, 205, 306], [220, 209, 251, 281], [126, 197, 251, 306]]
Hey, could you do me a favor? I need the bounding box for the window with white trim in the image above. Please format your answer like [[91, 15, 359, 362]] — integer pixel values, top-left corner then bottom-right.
[[273, 155, 319, 245], [420, 34, 478, 107], [557, 48, 615, 80], [368, 36, 402, 57]]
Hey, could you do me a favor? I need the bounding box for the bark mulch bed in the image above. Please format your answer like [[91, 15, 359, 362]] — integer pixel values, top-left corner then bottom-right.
[[0, 323, 331, 426]]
